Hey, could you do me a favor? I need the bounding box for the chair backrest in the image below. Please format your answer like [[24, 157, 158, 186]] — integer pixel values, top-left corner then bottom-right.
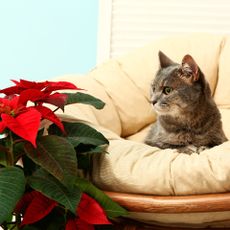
[[55, 34, 230, 139]]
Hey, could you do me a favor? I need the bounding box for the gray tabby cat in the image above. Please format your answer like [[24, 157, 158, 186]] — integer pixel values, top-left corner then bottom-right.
[[145, 51, 227, 153]]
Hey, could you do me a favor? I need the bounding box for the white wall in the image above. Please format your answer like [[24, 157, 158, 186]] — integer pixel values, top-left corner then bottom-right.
[[0, 0, 98, 89]]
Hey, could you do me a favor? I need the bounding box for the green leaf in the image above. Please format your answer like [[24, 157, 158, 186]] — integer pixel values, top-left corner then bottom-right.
[[24, 135, 78, 185], [28, 169, 81, 215], [65, 92, 105, 109], [48, 122, 109, 147], [74, 178, 128, 218], [66, 122, 109, 147], [83, 145, 109, 154], [77, 146, 108, 171], [0, 167, 26, 224]]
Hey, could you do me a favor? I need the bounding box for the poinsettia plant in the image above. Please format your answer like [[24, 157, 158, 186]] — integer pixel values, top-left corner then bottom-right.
[[0, 79, 127, 230]]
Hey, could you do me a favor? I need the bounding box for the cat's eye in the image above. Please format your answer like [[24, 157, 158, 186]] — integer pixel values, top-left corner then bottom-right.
[[163, 86, 173, 95]]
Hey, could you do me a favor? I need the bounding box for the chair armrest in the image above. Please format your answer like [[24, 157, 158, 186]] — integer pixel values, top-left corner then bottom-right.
[[105, 191, 230, 213]]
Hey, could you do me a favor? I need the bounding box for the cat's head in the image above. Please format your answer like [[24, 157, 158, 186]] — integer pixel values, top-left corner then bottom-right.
[[150, 51, 211, 116]]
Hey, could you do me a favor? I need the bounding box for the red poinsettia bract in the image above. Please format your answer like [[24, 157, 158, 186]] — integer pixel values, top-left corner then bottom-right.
[[15, 192, 111, 229], [15, 191, 57, 226], [0, 96, 41, 146], [78, 194, 111, 225], [66, 193, 111, 230], [0, 79, 82, 146], [0, 79, 81, 96]]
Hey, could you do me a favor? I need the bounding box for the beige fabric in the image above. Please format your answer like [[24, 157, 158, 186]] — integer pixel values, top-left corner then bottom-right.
[[214, 37, 230, 106], [88, 61, 154, 137], [53, 33, 230, 225], [92, 140, 230, 196], [220, 109, 230, 140], [54, 74, 122, 136], [117, 33, 224, 96]]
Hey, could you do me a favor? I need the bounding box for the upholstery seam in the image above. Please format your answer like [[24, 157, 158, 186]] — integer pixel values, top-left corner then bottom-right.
[[91, 74, 123, 136], [168, 153, 179, 195], [212, 36, 227, 97]]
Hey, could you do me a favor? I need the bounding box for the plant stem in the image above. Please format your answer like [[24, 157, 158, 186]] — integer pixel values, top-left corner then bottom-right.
[[15, 213, 21, 229], [52, 107, 60, 113], [6, 132, 14, 166]]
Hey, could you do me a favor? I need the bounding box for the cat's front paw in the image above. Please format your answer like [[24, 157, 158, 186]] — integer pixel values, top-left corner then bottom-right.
[[177, 145, 196, 154], [196, 146, 209, 153], [177, 145, 208, 154]]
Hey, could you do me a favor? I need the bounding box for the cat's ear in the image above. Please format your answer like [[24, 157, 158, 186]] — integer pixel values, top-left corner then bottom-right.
[[158, 51, 175, 68], [181, 55, 199, 81]]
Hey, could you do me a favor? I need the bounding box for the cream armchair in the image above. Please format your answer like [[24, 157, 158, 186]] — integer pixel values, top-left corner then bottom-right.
[[54, 33, 230, 228]]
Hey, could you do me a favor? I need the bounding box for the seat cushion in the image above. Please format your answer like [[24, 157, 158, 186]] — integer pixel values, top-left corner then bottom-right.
[[92, 136, 230, 196]]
